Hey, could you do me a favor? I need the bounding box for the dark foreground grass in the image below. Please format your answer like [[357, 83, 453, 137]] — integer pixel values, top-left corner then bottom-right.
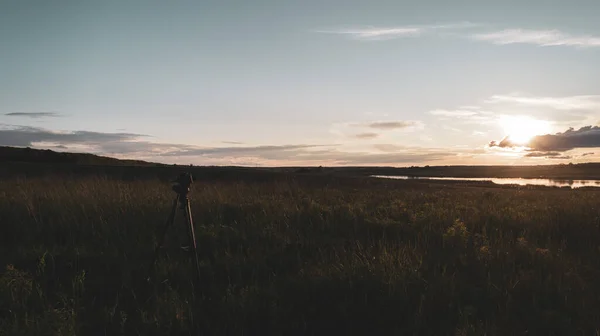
[[1, 175, 600, 335]]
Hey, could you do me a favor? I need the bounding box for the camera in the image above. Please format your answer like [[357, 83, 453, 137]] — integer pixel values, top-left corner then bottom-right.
[[172, 172, 194, 197]]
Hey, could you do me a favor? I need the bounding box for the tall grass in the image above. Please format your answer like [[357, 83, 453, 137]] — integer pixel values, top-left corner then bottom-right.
[[1, 175, 600, 335]]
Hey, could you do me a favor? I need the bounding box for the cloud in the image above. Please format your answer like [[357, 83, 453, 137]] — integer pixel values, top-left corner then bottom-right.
[[442, 125, 461, 133], [0, 124, 145, 148], [354, 132, 379, 139], [5, 112, 62, 118], [523, 151, 572, 160], [489, 126, 600, 152], [431, 93, 599, 133], [528, 126, 600, 152], [110, 142, 457, 166], [477, 92, 600, 126], [316, 22, 478, 41], [222, 141, 244, 145], [471, 29, 600, 47], [317, 151, 452, 165], [428, 106, 497, 125], [95, 140, 195, 155], [485, 94, 600, 110], [366, 120, 421, 130], [488, 137, 520, 149], [281, 144, 460, 165], [373, 144, 405, 152], [331, 120, 424, 140], [320, 23, 600, 49], [0, 124, 469, 166], [429, 109, 478, 117], [159, 144, 327, 158], [326, 27, 422, 40], [523, 151, 562, 158]]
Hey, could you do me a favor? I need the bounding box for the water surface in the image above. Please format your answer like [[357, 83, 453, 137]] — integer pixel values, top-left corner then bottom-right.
[[374, 176, 600, 189]]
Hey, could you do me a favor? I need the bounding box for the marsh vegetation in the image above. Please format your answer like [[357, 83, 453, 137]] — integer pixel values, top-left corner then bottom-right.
[[1, 174, 600, 335]]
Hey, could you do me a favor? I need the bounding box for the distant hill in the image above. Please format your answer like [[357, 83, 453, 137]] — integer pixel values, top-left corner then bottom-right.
[[2, 145, 600, 181], [0, 146, 287, 182], [0, 146, 159, 166]]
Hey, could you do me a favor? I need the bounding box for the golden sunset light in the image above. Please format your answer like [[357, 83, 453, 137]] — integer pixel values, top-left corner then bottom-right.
[[498, 115, 552, 145]]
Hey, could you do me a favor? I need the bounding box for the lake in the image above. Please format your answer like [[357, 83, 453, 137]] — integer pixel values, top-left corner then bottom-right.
[[373, 175, 600, 189]]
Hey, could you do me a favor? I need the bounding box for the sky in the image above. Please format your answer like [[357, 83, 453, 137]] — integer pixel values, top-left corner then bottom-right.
[[1, 0, 600, 166]]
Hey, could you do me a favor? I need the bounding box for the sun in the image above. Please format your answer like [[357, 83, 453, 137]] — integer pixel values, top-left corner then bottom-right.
[[499, 115, 551, 145]]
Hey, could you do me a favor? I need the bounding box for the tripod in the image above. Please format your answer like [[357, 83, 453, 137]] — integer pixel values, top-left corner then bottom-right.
[[148, 172, 201, 282]]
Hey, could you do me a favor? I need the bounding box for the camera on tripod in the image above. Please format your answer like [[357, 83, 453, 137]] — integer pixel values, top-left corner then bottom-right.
[[172, 173, 194, 204], [148, 172, 201, 282]]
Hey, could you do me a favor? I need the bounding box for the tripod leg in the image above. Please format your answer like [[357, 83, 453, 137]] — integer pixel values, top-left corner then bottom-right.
[[147, 196, 179, 279], [183, 199, 202, 282]]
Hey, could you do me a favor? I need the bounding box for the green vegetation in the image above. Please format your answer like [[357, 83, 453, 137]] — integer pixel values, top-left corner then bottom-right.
[[2, 172, 600, 335]]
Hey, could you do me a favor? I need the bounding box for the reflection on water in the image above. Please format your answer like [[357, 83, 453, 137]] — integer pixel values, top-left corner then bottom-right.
[[374, 176, 600, 189]]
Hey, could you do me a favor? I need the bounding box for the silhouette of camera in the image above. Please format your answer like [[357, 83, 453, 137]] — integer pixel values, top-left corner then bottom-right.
[[172, 172, 193, 195]]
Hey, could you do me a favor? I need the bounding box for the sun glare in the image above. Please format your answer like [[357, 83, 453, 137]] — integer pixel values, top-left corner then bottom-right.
[[499, 115, 551, 145]]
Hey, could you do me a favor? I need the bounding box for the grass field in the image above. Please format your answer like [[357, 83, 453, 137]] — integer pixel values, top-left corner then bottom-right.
[[1, 174, 600, 335]]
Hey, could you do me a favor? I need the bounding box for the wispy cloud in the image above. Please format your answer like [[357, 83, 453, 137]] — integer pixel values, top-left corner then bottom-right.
[[0, 124, 465, 166], [327, 27, 421, 40], [485, 94, 600, 110], [160, 144, 327, 157], [333, 120, 424, 139], [319, 150, 452, 165], [428, 106, 496, 125], [5, 112, 62, 118], [320, 22, 600, 49], [366, 120, 422, 130], [442, 125, 461, 133], [372, 144, 405, 152], [429, 109, 478, 117], [430, 92, 600, 136], [523, 151, 563, 158], [354, 132, 379, 139], [471, 29, 600, 47], [316, 22, 478, 41], [525, 152, 572, 160]]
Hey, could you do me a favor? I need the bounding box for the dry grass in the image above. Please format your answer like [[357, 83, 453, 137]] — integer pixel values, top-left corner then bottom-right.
[[1, 175, 600, 335]]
